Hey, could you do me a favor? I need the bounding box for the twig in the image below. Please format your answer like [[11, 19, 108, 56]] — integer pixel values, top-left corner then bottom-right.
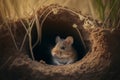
[[72, 24, 86, 51], [32, 14, 41, 48], [5, 22, 19, 50]]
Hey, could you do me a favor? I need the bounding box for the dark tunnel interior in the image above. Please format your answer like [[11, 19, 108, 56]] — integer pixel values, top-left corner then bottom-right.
[[30, 12, 88, 65]]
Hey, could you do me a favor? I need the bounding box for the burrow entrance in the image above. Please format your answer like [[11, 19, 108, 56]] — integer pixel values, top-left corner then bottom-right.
[[31, 8, 89, 65]]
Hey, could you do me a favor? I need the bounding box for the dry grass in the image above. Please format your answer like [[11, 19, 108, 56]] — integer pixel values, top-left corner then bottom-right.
[[90, 0, 120, 28], [0, 0, 49, 60]]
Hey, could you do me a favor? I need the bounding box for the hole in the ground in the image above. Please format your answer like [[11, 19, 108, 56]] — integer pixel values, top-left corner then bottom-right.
[[30, 10, 89, 65]]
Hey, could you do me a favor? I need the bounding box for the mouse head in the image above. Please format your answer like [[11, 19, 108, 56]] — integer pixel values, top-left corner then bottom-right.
[[51, 36, 74, 59]]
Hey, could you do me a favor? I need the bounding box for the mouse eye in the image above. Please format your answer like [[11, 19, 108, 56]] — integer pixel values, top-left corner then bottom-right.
[[60, 46, 65, 50]]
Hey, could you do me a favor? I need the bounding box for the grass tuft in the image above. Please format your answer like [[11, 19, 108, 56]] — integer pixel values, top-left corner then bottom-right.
[[91, 0, 120, 28]]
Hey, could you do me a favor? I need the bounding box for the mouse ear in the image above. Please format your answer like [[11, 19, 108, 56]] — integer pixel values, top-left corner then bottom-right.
[[64, 36, 74, 45], [56, 36, 61, 43]]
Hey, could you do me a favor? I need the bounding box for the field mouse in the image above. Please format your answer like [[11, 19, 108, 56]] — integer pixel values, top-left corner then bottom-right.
[[51, 36, 77, 65]]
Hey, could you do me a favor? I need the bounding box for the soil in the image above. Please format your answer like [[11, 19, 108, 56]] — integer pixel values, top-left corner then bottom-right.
[[0, 4, 120, 80]]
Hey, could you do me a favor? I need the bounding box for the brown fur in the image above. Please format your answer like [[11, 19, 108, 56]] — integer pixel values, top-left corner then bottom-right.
[[51, 36, 77, 65]]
